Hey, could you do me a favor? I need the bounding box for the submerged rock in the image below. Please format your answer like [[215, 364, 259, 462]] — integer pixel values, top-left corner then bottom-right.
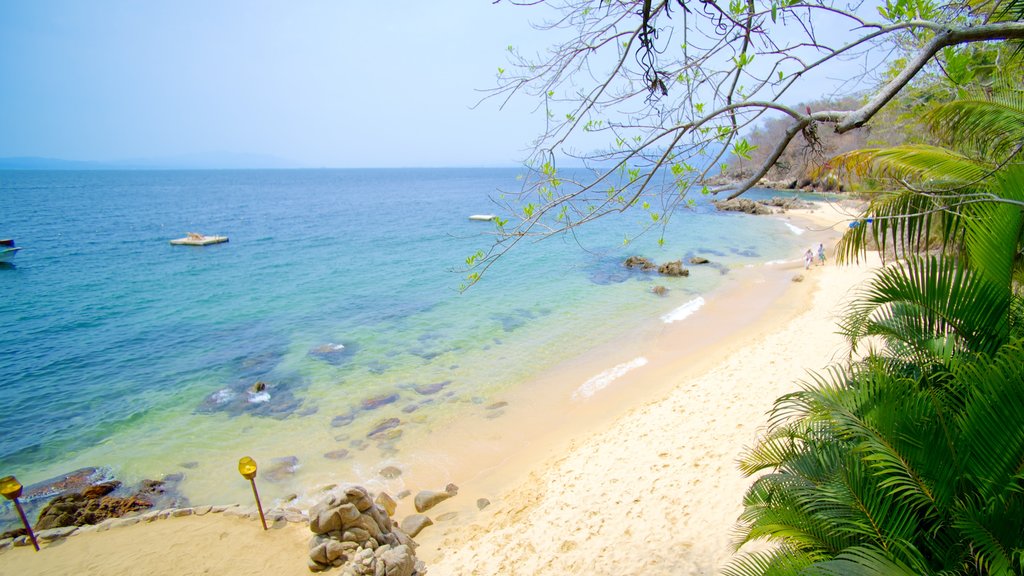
[[361, 393, 400, 411], [263, 456, 300, 483], [367, 418, 401, 439], [412, 381, 450, 396], [652, 285, 668, 296], [379, 466, 403, 480], [323, 449, 350, 460], [308, 343, 351, 366], [195, 377, 307, 420]]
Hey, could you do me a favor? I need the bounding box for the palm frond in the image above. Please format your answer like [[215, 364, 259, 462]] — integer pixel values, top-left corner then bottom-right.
[[722, 546, 818, 576], [925, 94, 1024, 161], [827, 145, 993, 190], [839, 256, 1011, 360]]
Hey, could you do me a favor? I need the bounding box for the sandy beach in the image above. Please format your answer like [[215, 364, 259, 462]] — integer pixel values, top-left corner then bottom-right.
[[0, 201, 877, 576]]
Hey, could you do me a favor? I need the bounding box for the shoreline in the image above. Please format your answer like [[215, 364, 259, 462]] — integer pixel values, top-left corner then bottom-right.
[[0, 202, 866, 575]]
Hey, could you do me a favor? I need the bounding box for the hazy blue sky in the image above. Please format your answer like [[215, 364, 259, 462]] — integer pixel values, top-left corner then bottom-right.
[[1, 2, 881, 168], [0, 1, 556, 167]]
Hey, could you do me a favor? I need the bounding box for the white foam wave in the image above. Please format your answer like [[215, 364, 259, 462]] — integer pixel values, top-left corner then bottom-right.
[[661, 296, 706, 324], [211, 388, 235, 404], [573, 357, 649, 400], [248, 391, 271, 404], [764, 258, 795, 266], [782, 221, 805, 235]]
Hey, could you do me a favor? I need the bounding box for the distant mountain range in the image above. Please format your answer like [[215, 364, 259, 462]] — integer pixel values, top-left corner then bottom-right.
[[0, 152, 301, 170]]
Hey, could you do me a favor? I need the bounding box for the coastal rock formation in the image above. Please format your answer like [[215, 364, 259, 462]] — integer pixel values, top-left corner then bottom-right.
[[35, 492, 153, 530], [625, 256, 690, 278], [624, 256, 657, 271], [712, 196, 815, 215], [689, 256, 710, 265], [760, 196, 815, 210], [657, 261, 689, 277], [710, 198, 775, 215], [306, 485, 423, 575]]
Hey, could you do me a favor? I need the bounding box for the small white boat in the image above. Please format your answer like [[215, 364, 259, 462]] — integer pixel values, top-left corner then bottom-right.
[[170, 233, 229, 246], [468, 214, 497, 221], [0, 239, 20, 262]]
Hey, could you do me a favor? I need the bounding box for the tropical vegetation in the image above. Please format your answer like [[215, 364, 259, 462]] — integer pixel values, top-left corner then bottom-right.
[[725, 24, 1024, 576]]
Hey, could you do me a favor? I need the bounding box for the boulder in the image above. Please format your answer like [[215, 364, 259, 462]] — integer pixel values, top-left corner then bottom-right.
[[376, 493, 397, 517], [688, 256, 710, 265], [414, 484, 458, 513], [379, 466, 403, 480], [378, 544, 416, 576], [476, 498, 491, 511], [657, 261, 689, 277], [651, 285, 668, 296], [624, 255, 656, 271], [400, 514, 433, 538]]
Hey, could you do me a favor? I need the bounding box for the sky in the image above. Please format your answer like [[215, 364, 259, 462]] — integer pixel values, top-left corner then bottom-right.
[[0, 1, 885, 169], [0, 1, 557, 168]]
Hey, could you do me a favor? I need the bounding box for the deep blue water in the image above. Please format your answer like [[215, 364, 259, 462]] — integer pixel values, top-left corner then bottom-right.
[[0, 168, 808, 496]]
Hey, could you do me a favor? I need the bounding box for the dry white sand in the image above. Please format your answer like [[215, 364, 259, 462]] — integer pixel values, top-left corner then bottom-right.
[[0, 201, 877, 576]]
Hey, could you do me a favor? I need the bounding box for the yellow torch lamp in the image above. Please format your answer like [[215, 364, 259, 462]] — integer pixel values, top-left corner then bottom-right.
[[0, 475, 39, 551], [237, 457, 267, 530]]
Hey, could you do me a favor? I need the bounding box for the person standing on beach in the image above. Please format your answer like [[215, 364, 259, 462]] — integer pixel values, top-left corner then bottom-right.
[[804, 248, 813, 270], [817, 243, 826, 266]]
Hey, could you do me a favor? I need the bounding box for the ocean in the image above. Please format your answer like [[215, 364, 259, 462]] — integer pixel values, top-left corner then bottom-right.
[[0, 168, 809, 512]]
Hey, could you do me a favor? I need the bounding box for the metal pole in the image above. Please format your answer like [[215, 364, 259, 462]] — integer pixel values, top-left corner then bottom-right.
[[249, 478, 268, 530], [13, 498, 39, 551]]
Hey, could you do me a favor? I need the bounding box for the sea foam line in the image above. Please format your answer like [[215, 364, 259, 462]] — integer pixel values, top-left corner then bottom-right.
[[573, 357, 649, 400], [782, 220, 806, 235], [661, 296, 706, 324]]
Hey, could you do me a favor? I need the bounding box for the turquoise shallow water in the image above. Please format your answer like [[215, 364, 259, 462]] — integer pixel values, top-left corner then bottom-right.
[[0, 168, 809, 506]]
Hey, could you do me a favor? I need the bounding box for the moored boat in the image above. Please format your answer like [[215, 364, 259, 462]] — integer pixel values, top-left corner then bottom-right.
[[0, 239, 20, 262], [169, 233, 229, 246], [468, 214, 497, 221]]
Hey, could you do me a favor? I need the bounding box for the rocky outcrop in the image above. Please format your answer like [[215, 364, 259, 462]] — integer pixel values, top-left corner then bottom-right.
[[689, 256, 710, 265], [34, 491, 153, 531], [657, 261, 689, 277], [760, 196, 815, 210], [625, 256, 689, 278], [711, 198, 775, 215], [624, 256, 657, 271], [712, 196, 815, 215], [306, 485, 423, 575]]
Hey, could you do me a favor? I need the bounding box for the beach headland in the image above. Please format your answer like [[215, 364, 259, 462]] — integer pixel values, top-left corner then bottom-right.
[[0, 201, 874, 575]]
